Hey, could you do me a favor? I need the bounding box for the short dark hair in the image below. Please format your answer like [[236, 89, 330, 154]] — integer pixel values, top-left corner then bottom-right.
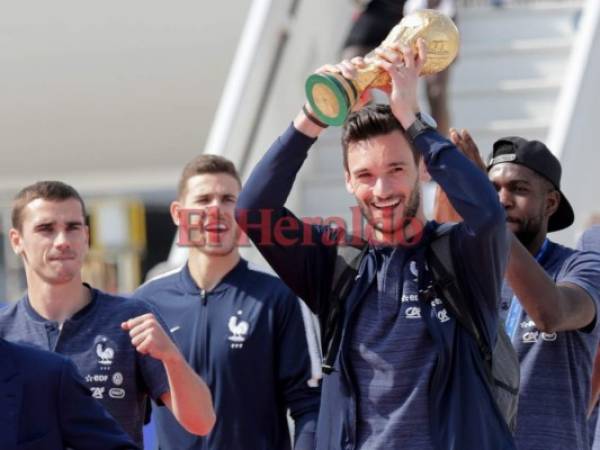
[[12, 181, 86, 230], [177, 154, 241, 198], [341, 104, 420, 171]]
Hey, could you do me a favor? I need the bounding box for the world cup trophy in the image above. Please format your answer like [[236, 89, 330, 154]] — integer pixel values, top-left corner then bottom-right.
[[305, 9, 459, 126]]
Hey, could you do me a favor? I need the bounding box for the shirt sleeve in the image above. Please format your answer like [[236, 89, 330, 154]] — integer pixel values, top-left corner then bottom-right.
[[558, 250, 600, 333], [60, 357, 140, 450], [236, 124, 338, 313], [414, 130, 509, 344]]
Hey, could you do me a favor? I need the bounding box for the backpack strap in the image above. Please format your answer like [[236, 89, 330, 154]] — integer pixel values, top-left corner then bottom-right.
[[321, 242, 368, 374], [427, 224, 493, 370]]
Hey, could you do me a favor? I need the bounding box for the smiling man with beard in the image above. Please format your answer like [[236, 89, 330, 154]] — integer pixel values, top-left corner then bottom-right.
[[235, 40, 516, 450], [133, 155, 320, 450], [436, 132, 600, 450]]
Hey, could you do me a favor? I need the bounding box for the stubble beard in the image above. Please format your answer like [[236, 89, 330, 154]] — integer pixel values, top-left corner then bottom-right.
[[359, 179, 421, 236]]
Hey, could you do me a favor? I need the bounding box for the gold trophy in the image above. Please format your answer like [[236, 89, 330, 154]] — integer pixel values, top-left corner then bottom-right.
[[305, 9, 459, 126]]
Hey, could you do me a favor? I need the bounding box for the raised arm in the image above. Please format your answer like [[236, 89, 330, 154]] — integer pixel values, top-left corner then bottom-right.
[[434, 130, 599, 332], [122, 313, 216, 436], [235, 119, 337, 311], [375, 40, 507, 329], [432, 128, 486, 223], [376, 41, 505, 236], [507, 240, 600, 332], [236, 59, 377, 310]]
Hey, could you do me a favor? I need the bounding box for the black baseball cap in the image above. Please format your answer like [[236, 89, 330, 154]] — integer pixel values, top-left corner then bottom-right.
[[487, 136, 574, 232]]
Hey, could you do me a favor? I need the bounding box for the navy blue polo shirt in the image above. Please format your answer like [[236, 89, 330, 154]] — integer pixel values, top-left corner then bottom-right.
[[134, 258, 320, 450], [499, 241, 600, 450], [0, 286, 170, 447]]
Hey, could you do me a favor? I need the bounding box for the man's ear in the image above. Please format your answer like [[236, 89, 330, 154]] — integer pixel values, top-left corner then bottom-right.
[[170, 201, 183, 226], [418, 159, 431, 183], [546, 190, 561, 218], [9, 228, 24, 256]]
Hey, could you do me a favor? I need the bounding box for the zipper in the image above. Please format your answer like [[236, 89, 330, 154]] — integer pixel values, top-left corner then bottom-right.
[[198, 289, 209, 397], [48, 321, 63, 352]]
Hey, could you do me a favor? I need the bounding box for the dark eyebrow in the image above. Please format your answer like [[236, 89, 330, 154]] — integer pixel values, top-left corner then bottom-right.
[[34, 221, 55, 228], [352, 168, 371, 177], [34, 219, 84, 229], [493, 177, 532, 187], [352, 160, 408, 175], [510, 179, 532, 186]]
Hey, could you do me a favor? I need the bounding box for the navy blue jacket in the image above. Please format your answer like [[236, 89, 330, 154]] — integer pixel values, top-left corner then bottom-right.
[[134, 259, 320, 450], [236, 124, 515, 450], [0, 338, 138, 450]]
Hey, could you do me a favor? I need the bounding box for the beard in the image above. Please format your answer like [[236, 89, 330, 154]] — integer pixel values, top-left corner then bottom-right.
[[403, 183, 421, 221], [358, 178, 421, 235], [514, 226, 540, 248], [511, 213, 544, 248]]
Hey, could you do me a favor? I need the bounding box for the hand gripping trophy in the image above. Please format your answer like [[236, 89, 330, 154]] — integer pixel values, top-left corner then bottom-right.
[[305, 9, 459, 126]]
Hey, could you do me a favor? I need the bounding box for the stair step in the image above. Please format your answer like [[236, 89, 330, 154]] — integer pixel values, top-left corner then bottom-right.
[[451, 44, 570, 92], [453, 77, 562, 97], [451, 87, 558, 130], [459, 2, 582, 44], [461, 36, 572, 57]]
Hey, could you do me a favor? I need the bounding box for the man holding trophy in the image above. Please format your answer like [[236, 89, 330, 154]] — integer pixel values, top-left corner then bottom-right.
[[235, 10, 517, 449]]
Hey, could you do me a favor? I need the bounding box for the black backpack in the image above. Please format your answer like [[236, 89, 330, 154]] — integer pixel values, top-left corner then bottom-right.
[[320, 226, 520, 431]]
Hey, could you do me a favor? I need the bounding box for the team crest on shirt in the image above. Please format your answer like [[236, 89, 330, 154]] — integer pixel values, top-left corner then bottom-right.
[[228, 310, 249, 349], [95, 335, 115, 368]]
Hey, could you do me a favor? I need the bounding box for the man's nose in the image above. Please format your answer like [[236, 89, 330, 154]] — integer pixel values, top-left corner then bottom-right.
[[205, 205, 220, 220], [54, 231, 70, 249], [373, 177, 392, 198], [498, 188, 513, 208]]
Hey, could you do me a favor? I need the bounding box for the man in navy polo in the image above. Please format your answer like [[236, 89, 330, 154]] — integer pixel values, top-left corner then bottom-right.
[[488, 138, 600, 450], [235, 40, 514, 450], [134, 154, 320, 450], [0, 181, 215, 448], [436, 130, 600, 450]]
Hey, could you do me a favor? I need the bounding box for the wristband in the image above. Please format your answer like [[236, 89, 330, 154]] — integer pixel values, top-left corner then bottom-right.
[[302, 105, 329, 129]]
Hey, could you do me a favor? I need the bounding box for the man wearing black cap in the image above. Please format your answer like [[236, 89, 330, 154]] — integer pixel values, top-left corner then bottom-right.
[[436, 131, 600, 450]]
